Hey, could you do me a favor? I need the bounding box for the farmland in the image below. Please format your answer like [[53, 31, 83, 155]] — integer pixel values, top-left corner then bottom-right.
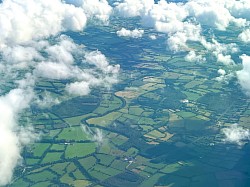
[[9, 16, 250, 187]]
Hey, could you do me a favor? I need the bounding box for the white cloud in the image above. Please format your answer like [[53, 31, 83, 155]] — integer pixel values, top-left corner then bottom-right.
[[115, 0, 201, 52], [31, 38, 120, 94], [35, 91, 61, 108], [33, 42, 120, 96], [93, 129, 104, 145], [237, 54, 250, 95], [66, 81, 91, 96], [201, 38, 238, 65], [239, 29, 250, 43], [114, 0, 246, 54], [66, 0, 112, 23], [0, 0, 87, 45], [85, 51, 120, 74], [33, 44, 120, 96], [117, 28, 144, 38], [0, 87, 34, 186], [217, 54, 234, 65], [185, 0, 233, 30], [4, 0, 250, 185], [226, 0, 250, 21], [81, 0, 112, 23], [115, 0, 154, 17], [222, 124, 250, 146], [81, 124, 104, 145], [45, 36, 78, 65], [0, 0, 119, 185], [143, 0, 188, 27], [185, 51, 205, 63], [149, 35, 157, 40], [167, 22, 202, 51], [35, 62, 74, 80], [215, 69, 234, 83], [18, 126, 40, 145], [218, 69, 226, 76], [2, 46, 41, 65]]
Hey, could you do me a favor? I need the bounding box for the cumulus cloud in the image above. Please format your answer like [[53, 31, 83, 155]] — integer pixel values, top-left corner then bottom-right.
[[32, 39, 120, 97], [45, 36, 78, 65], [0, 0, 119, 185], [201, 38, 238, 65], [185, 0, 248, 29], [35, 62, 74, 80], [114, 0, 247, 53], [218, 69, 226, 76], [185, 50, 205, 63], [4, 0, 250, 185], [114, 0, 248, 54], [114, 0, 154, 17], [215, 69, 234, 83], [142, 0, 188, 28], [167, 22, 202, 51], [64, 50, 120, 96], [222, 124, 250, 146], [226, 0, 250, 21], [0, 0, 87, 45], [217, 54, 234, 65], [30, 37, 120, 95], [149, 35, 157, 40], [0, 87, 34, 186], [114, 0, 193, 50], [66, 81, 91, 96], [2, 45, 41, 66], [117, 28, 144, 38], [81, 0, 112, 23], [237, 54, 250, 95], [117, 0, 250, 99], [185, 0, 233, 30], [114, 0, 198, 51], [239, 29, 250, 43], [84, 51, 120, 74], [66, 0, 112, 23]]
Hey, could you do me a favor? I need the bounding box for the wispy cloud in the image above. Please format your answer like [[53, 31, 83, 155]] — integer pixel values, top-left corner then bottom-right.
[[81, 124, 105, 145]]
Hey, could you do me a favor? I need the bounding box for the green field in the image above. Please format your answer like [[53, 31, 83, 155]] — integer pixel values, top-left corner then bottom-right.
[[41, 152, 63, 164], [56, 126, 89, 141], [65, 143, 96, 159], [9, 12, 250, 187]]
